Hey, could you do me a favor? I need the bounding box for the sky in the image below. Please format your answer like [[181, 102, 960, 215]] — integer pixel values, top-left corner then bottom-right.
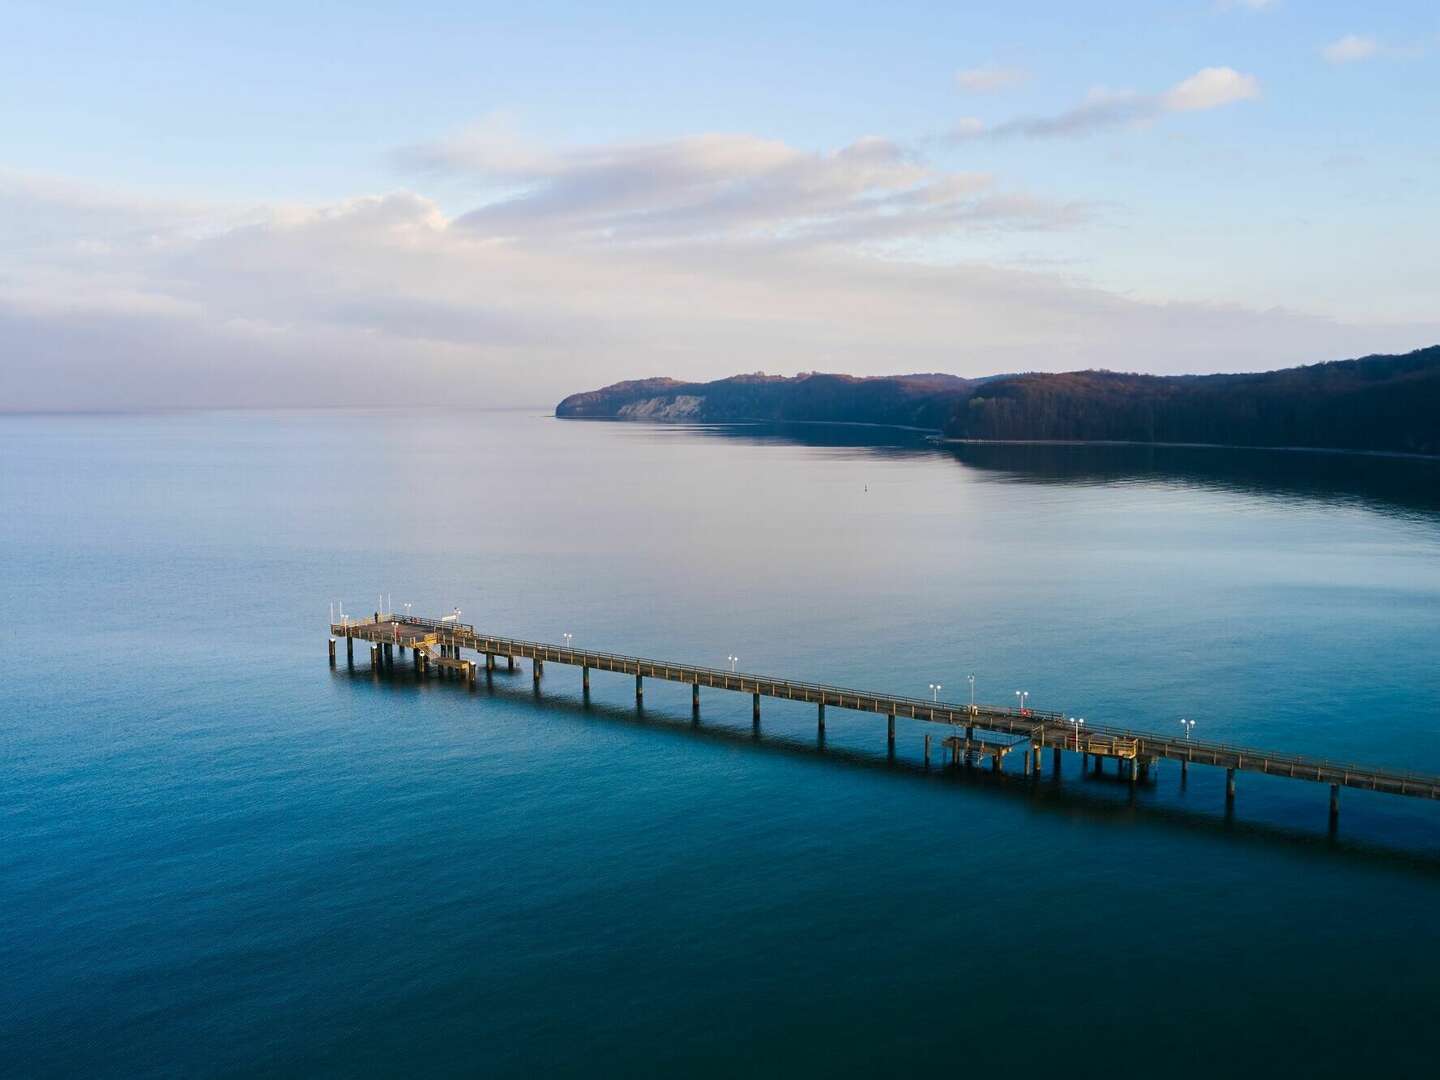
[[2, 0, 1438, 410]]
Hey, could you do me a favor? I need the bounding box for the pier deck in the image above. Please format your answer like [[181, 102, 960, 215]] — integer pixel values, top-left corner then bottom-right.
[[331, 613, 1440, 820]]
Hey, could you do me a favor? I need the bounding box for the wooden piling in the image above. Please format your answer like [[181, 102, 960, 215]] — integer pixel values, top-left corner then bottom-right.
[[923, 733, 930, 766], [583, 665, 590, 692], [818, 702, 826, 734], [1226, 767, 1236, 802], [692, 682, 700, 710], [346, 635, 354, 667], [328, 638, 336, 667], [887, 713, 895, 746], [635, 672, 643, 703], [753, 692, 760, 721]]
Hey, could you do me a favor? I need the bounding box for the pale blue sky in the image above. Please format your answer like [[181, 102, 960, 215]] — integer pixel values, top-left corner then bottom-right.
[[2, 1, 1437, 408]]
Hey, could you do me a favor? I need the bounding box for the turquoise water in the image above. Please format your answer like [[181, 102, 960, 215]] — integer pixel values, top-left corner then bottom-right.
[[3, 410, 1440, 1076]]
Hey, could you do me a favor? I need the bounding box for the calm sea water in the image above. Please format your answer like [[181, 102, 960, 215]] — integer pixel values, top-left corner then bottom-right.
[[3, 410, 1440, 1077]]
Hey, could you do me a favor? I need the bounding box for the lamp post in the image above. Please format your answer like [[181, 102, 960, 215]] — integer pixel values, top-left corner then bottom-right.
[[1181, 718, 1195, 741], [728, 655, 739, 673], [929, 683, 942, 702], [562, 632, 573, 650], [968, 673, 976, 710], [1015, 690, 1029, 713]]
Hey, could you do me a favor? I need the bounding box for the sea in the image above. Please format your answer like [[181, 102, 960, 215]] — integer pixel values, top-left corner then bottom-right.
[[3, 409, 1440, 1076]]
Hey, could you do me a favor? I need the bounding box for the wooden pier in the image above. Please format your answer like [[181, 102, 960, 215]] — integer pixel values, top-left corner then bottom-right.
[[331, 613, 1440, 823]]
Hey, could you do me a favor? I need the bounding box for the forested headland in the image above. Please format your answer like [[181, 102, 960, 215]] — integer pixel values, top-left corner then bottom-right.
[[555, 346, 1440, 456]]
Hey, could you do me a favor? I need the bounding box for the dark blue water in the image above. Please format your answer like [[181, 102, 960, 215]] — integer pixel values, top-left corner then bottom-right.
[[4, 411, 1440, 1076]]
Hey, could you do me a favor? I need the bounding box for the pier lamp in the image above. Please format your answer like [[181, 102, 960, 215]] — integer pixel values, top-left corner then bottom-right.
[[728, 655, 739, 672], [1181, 718, 1195, 741], [1016, 690, 1029, 712], [967, 673, 976, 708], [1068, 716, 1085, 749], [563, 632, 573, 650], [929, 683, 942, 702]]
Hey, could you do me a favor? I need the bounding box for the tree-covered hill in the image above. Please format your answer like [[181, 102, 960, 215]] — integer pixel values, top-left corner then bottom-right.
[[556, 346, 1440, 456]]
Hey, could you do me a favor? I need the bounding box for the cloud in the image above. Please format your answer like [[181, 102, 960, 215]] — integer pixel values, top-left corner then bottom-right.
[[1216, 0, 1277, 11], [396, 127, 1081, 244], [1320, 34, 1427, 64], [955, 65, 1028, 93], [952, 67, 1260, 140], [1161, 67, 1261, 110], [1322, 35, 1380, 64], [3, 160, 1436, 413]]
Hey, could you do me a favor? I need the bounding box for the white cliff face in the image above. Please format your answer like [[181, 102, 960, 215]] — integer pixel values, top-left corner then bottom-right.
[[616, 395, 706, 419]]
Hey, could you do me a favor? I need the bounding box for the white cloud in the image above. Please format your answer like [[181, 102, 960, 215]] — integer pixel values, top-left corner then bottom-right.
[[1322, 35, 1381, 64], [397, 128, 1078, 243], [952, 67, 1260, 141], [955, 65, 1028, 93], [1162, 67, 1262, 111], [2, 145, 1434, 412], [1320, 34, 1428, 64]]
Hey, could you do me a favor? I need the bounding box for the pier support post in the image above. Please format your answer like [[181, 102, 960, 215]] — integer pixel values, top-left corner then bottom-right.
[[692, 683, 700, 711], [384, 643, 393, 667], [992, 754, 1001, 773], [466, 661, 476, 689], [507, 655, 515, 672], [1329, 783, 1339, 824], [1052, 747, 1061, 775], [1128, 759, 1137, 786], [1226, 768, 1236, 803], [419, 652, 429, 678], [346, 636, 354, 668], [817, 703, 825, 734], [1180, 759, 1188, 782], [923, 734, 930, 766], [486, 653, 495, 672], [635, 673, 643, 704], [328, 638, 336, 667], [370, 643, 380, 674], [752, 692, 760, 722], [887, 713, 895, 746], [582, 665, 590, 692], [965, 725, 975, 765], [1024, 750, 1032, 777]]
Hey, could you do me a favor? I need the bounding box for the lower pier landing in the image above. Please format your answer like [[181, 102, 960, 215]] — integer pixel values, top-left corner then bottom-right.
[[940, 735, 1028, 771], [331, 613, 1440, 825]]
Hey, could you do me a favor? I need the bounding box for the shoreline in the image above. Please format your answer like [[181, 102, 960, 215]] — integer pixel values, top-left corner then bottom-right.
[[555, 414, 1440, 461]]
